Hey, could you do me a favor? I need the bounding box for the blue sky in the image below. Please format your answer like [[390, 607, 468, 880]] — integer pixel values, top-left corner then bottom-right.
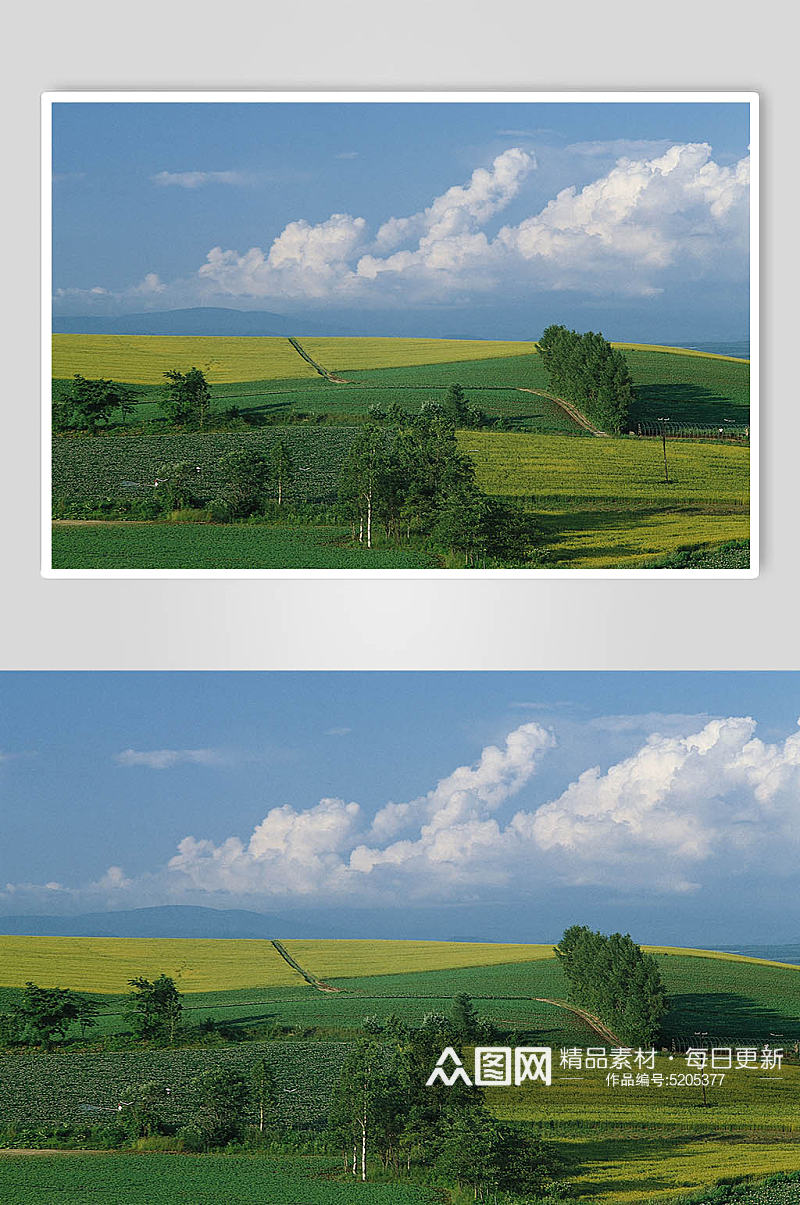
[[1, 673, 796, 944], [52, 100, 751, 341]]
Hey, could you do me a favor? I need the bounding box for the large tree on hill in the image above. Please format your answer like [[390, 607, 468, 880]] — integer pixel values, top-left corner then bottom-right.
[[555, 925, 667, 1046], [537, 325, 633, 433]]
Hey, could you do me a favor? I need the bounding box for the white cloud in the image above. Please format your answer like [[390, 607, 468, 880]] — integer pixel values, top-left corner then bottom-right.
[[369, 147, 535, 256], [116, 748, 227, 770], [167, 797, 362, 896], [9, 714, 796, 913], [198, 213, 368, 300], [335, 151, 360, 160], [151, 170, 248, 188], [129, 272, 165, 296], [58, 142, 749, 313], [325, 727, 352, 737]]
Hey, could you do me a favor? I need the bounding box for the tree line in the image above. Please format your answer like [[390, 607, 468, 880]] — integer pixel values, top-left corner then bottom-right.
[[555, 925, 668, 1046], [0, 974, 183, 1049], [536, 325, 634, 433]]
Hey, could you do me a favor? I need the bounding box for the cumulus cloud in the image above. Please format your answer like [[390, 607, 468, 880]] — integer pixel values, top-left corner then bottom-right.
[[151, 170, 248, 188], [8, 715, 795, 913], [116, 748, 227, 770], [56, 141, 749, 313], [198, 213, 368, 300]]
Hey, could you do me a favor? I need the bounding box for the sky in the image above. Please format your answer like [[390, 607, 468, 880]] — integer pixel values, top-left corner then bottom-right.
[[51, 100, 752, 341], [1, 673, 797, 946]]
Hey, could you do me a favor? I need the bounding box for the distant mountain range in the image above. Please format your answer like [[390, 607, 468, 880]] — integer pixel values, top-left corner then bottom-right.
[[51, 307, 359, 338]]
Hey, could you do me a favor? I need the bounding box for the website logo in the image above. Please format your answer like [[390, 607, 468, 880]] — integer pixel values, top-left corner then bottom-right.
[[426, 1046, 552, 1087]]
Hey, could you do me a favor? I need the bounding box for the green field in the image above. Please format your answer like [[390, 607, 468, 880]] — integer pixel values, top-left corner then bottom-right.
[[51, 422, 750, 570], [50, 335, 750, 570], [52, 336, 750, 433], [51, 523, 439, 570], [2, 938, 797, 1048], [460, 430, 749, 568], [0, 1152, 432, 1205], [1, 937, 797, 1203]]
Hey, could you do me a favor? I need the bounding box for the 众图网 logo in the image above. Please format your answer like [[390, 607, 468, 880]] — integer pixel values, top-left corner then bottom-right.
[[426, 1046, 552, 1087]]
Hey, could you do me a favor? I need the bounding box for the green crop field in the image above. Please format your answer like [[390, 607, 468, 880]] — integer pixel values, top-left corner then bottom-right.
[[52, 428, 360, 504], [0, 1152, 435, 1204], [51, 523, 439, 570], [4, 939, 795, 1049], [550, 1136, 800, 1203], [0, 1040, 345, 1131]]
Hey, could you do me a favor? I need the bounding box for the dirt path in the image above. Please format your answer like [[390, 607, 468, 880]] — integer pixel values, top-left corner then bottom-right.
[[516, 387, 608, 436], [270, 939, 341, 992], [534, 997, 623, 1045]]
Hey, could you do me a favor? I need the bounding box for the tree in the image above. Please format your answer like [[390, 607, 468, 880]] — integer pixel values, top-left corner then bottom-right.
[[555, 925, 668, 1045], [215, 449, 272, 518], [338, 424, 388, 549], [17, 982, 80, 1046], [451, 993, 481, 1042], [161, 367, 212, 427], [126, 975, 183, 1044], [250, 1056, 281, 1134], [154, 460, 202, 510], [190, 1068, 251, 1148], [120, 1080, 173, 1139], [536, 325, 633, 433], [444, 382, 470, 425], [74, 995, 104, 1039], [269, 437, 295, 506], [60, 375, 137, 433]]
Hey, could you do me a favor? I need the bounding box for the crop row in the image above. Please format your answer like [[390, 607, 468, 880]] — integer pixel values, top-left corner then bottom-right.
[[52, 428, 360, 504], [0, 1040, 346, 1130]]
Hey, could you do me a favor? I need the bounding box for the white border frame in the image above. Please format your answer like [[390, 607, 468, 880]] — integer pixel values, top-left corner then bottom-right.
[[41, 91, 759, 579]]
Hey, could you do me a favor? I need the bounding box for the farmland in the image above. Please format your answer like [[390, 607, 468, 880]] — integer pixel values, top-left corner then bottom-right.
[[51, 424, 749, 570], [51, 338, 750, 434], [51, 524, 439, 570], [1, 937, 797, 1047], [52, 428, 359, 504], [49, 334, 751, 570], [0, 935, 297, 994], [0, 1153, 433, 1205], [1, 938, 798, 1203], [0, 1040, 345, 1130]]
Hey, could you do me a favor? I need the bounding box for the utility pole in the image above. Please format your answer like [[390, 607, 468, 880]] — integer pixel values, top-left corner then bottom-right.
[[657, 416, 670, 483]]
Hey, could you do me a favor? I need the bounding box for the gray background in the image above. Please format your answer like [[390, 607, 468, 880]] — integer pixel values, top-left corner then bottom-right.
[[1, 0, 794, 670]]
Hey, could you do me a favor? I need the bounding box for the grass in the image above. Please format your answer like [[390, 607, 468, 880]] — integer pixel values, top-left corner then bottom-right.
[[50, 523, 439, 570], [489, 1055, 800, 1131], [52, 335, 320, 385], [292, 336, 534, 372], [555, 1134, 800, 1203], [459, 430, 749, 568]]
